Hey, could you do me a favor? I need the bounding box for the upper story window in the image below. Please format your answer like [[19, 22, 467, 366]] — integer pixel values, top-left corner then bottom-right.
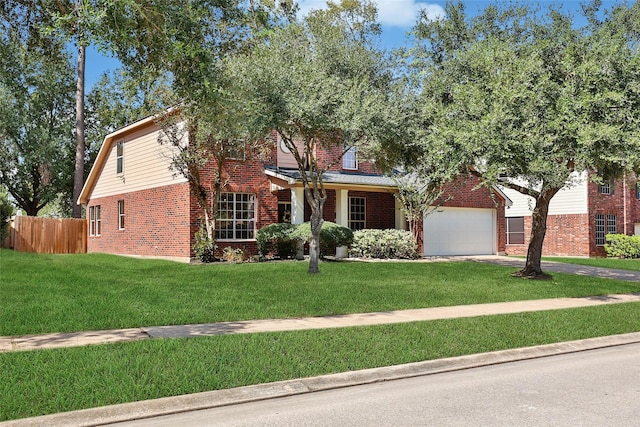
[[116, 141, 124, 174], [216, 193, 256, 240], [343, 146, 358, 170], [225, 140, 246, 161], [348, 197, 366, 230], [636, 183, 640, 200]]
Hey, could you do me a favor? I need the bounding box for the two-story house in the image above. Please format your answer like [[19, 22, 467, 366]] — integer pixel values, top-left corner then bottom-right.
[[502, 172, 640, 257], [78, 114, 510, 261]]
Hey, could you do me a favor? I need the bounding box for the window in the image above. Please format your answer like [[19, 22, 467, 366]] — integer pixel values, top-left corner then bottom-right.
[[343, 146, 357, 170], [506, 217, 525, 245], [607, 214, 617, 235], [116, 141, 124, 174], [595, 214, 605, 245], [636, 183, 640, 200], [348, 197, 366, 230], [598, 176, 614, 195], [89, 205, 101, 236], [118, 200, 125, 230], [278, 202, 292, 223], [225, 140, 246, 161], [216, 193, 256, 240], [595, 214, 616, 246]]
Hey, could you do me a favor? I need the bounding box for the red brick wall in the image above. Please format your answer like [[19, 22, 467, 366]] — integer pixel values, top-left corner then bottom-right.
[[87, 182, 192, 259], [347, 191, 396, 229], [504, 173, 640, 257], [505, 214, 591, 257], [190, 156, 278, 258], [587, 173, 640, 256]]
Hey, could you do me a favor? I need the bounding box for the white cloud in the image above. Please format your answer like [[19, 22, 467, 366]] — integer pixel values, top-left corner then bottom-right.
[[296, 1, 445, 28]]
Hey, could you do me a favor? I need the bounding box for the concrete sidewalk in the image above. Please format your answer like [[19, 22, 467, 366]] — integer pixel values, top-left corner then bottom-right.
[[2, 293, 640, 353]]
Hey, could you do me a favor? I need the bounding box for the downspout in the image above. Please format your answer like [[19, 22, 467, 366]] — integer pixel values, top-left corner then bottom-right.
[[623, 173, 628, 235]]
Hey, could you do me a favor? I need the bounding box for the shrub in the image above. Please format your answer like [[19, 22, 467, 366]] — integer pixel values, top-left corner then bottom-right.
[[193, 227, 216, 263], [291, 221, 354, 257], [0, 191, 14, 243], [605, 234, 640, 259], [349, 229, 419, 259], [222, 246, 247, 262], [256, 223, 297, 259]]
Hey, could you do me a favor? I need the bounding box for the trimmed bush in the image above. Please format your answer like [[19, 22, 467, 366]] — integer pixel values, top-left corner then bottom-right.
[[291, 221, 354, 257], [256, 223, 297, 259], [349, 229, 418, 259], [222, 247, 248, 262], [192, 228, 216, 263], [605, 234, 640, 259]]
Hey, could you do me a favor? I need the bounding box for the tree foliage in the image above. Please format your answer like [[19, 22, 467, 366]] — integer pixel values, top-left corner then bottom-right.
[[232, 0, 393, 273], [0, 28, 76, 216], [407, 1, 640, 278]]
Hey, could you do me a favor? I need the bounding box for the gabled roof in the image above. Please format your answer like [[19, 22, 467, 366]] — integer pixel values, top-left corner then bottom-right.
[[77, 114, 159, 205]]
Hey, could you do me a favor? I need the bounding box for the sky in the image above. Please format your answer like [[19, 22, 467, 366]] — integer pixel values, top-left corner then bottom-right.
[[83, 0, 625, 89]]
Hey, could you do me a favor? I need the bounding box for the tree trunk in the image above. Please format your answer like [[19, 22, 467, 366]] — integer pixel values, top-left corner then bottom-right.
[[72, 43, 86, 218], [513, 187, 560, 279], [308, 201, 324, 274]]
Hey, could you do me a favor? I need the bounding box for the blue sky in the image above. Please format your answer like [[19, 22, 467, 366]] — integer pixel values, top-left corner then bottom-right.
[[83, 0, 625, 89]]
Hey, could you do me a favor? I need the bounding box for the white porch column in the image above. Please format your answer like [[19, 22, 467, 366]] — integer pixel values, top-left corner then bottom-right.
[[395, 197, 406, 230], [335, 189, 349, 258], [291, 187, 305, 259], [291, 187, 305, 225]]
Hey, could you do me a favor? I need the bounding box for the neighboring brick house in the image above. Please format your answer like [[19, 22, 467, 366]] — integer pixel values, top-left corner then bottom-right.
[[78, 115, 509, 261], [501, 171, 640, 257]]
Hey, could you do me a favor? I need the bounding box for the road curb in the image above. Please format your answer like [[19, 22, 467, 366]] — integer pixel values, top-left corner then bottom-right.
[[5, 332, 640, 427]]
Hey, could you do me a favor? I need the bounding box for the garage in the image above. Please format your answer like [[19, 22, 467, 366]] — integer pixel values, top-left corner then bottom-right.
[[423, 207, 496, 256]]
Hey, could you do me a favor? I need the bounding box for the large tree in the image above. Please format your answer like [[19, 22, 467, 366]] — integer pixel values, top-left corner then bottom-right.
[[409, 1, 640, 278], [0, 28, 76, 216], [233, 0, 393, 273]]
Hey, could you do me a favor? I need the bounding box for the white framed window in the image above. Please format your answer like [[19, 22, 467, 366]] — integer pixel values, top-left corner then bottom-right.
[[506, 217, 525, 245], [89, 205, 101, 236], [348, 197, 366, 230], [607, 214, 617, 235], [226, 140, 246, 161], [216, 193, 256, 240], [636, 183, 640, 200], [118, 200, 125, 230], [598, 178, 614, 195], [116, 141, 124, 174], [595, 214, 605, 245], [343, 146, 358, 170], [595, 213, 616, 245]]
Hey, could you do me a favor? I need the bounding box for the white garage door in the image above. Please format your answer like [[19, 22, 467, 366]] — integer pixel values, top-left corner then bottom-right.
[[424, 207, 496, 256]]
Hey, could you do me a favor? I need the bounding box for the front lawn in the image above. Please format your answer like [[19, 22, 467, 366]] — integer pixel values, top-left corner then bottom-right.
[[2, 249, 640, 336], [2, 303, 639, 421], [544, 256, 640, 271]]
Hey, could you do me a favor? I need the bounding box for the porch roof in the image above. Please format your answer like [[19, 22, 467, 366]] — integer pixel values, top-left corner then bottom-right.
[[264, 166, 398, 192]]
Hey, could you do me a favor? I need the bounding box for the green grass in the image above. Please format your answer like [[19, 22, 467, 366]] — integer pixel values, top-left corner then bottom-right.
[[2, 249, 640, 336], [2, 302, 639, 421], [544, 256, 640, 271]]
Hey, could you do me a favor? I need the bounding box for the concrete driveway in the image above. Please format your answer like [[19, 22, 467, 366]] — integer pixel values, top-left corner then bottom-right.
[[453, 256, 640, 282]]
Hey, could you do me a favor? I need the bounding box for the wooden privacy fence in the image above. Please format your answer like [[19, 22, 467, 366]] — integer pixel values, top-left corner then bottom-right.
[[9, 216, 87, 254]]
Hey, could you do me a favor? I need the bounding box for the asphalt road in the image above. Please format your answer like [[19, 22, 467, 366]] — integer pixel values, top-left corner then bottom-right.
[[116, 342, 640, 426]]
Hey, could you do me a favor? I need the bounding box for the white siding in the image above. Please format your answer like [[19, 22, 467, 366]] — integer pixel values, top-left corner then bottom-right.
[[91, 124, 187, 199], [502, 171, 589, 217]]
